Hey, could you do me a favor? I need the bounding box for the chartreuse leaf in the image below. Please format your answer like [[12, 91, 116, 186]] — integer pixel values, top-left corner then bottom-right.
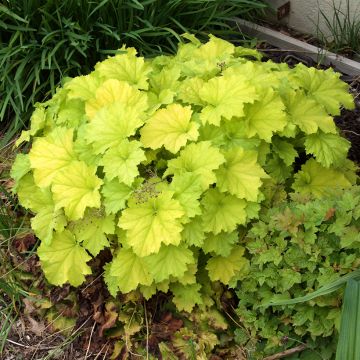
[[101, 140, 145, 185], [16, 174, 53, 212], [144, 244, 194, 282], [294, 63, 354, 115], [119, 191, 185, 257], [103, 262, 119, 297], [206, 246, 249, 284], [201, 189, 247, 234], [175, 263, 197, 285], [147, 66, 181, 110], [171, 283, 203, 312], [85, 79, 148, 119], [243, 87, 287, 142], [292, 159, 352, 198], [64, 73, 102, 101], [31, 206, 66, 245], [140, 104, 199, 153], [197, 34, 235, 61], [15, 106, 47, 147], [52, 161, 103, 221], [181, 216, 205, 247], [170, 173, 203, 221], [71, 209, 115, 256], [10, 153, 31, 191], [286, 90, 337, 134], [95, 50, 151, 90], [101, 180, 134, 215], [177, 77, 206, 106], [84, 103, 145, 154], [165, 141, 225, 190], [199, 74, 257, 126], [37, 230, 92, 286], [29, 127, 77, 187], [216, 148, 268, 202], [272, 137, 298, 166], [304, 131, 350, 168], [109, 248, 153, 293], [203, 231, 238, 257]]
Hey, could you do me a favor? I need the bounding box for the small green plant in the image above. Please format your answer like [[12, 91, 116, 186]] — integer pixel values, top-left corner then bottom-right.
[[0, 0, 268, 144], [235, 186, 360, 357], [316, 0, 360, 57], [11, 35, 357, 318]]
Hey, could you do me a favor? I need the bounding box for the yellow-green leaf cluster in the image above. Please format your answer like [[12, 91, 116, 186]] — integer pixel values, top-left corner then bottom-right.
[[11, 35, 356, 313]]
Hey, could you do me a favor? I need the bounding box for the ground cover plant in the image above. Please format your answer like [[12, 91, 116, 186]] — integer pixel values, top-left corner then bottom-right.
[[9, 34, 359, 358], [0, 0, 267, 143], [236, 186, 360, 357]]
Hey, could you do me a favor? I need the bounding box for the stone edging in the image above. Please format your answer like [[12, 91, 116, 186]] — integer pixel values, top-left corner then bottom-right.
[[234, 18, 360, 76]]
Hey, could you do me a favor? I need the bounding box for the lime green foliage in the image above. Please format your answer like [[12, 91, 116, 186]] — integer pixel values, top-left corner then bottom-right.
[[235, 187, 360, 356], [0, 0, 267, 143], [12, 35, 356, 313]]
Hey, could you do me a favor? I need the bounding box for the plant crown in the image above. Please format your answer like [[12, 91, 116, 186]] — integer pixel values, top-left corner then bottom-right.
[[11, 34, 357, 313]]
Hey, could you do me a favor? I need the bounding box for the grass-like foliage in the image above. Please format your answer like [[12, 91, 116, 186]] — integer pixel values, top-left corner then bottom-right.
[[317, 0, 360, 58], [0, 0, 267, 142], [10, 34, 357, 339]]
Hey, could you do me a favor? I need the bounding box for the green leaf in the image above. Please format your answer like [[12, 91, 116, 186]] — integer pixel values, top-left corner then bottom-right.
[[64, 73, 102, 101], [181, 216, 205, 247], [37, 230, 92, 286], [72, 210, 115, 256], [84, 102, 145, 154], [336, 279, 360, 359], [52, 161, 103, 220], [10, 154, 31, 191], [292, 159, 352, 198], [85, 78, 148, 119], [304, 131, 350, 168], [17, 174, 53, 212], [170, 173, 203, 221], [272, 138, 298, 166], [203, 231, 238, 257], [140, 104, 199, 153], [31, 206, 67, 245], [267, 269, 360, 306], [199, 74, 257, 126], [201, 189, 247, 234], [119, 191, 184, 257], [243, 87, 287, 142], [171, 283, 203, 312], [165, 141, 225, 190], [29, 127, 77, 187], [109, 248, 153, 293], [286, 90, 337, 134], [101, 140, 146, 185], [216, 148, 268, 201], [278, 269, 302, 291], [144, 244, 194, 282], [206, 246, 249, 284], [295, 64, 354, 115], [95, 51, 151, 90], [101, 180, 134, 215]]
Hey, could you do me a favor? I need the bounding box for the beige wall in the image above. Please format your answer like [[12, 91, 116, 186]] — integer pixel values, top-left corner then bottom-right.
[[265, 0, 360, 39]]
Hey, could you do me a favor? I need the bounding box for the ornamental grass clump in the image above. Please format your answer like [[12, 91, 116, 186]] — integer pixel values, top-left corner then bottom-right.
[[11, 35, 357, 312]]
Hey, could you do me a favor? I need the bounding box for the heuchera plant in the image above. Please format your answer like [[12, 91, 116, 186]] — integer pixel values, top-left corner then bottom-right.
[[11, 34, 357, 312], [236, 186, 360, 355]]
